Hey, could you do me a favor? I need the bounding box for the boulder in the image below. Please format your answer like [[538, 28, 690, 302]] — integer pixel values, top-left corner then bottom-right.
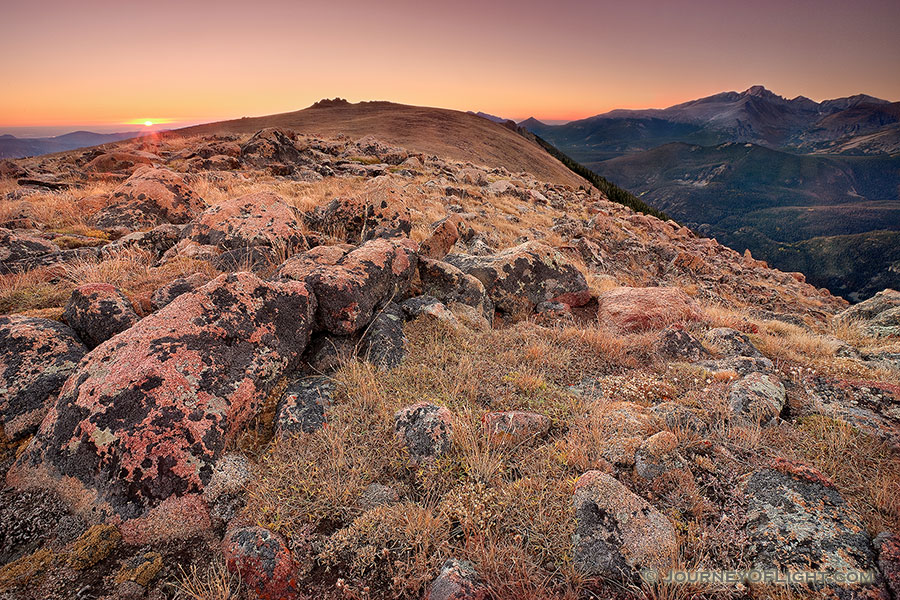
[[415, 258, 493, 321], [0, 228, 60, 273], [703, 327, 764, 358], [656, 326, 709, 361], [181, 191, 309, 252], [223, 526, 299, 600], [597, 286, 703, 332], [633, 431, 683, 481], [273, 244, 351, 283], [62, 283, 141, 349], [835, 289, 900, 337], [695, 356, 774, 376], [305, 237, 418, 335], [93, 167, 206, 230], [445, 241, 590, 317], [303, 181, 411, 243], [150, 273, 209, 311], [274, 377, 334, 435], [420, 215, 462, 259], [83, 152, 153, 173], [728, 373, 786, 425], [400, 296, 461, 328], [572, 470, 677, 579], [8, 272, 316, 544], [240, 128, 304, 167], [360, 302, 406, 369], [394, 402, 453, 466], [481, 411, 550, 446], [425, 559, 489, 600], [0, 316, 87, 443], [100, 224, 183, 258], [744, 461, 887, 597]]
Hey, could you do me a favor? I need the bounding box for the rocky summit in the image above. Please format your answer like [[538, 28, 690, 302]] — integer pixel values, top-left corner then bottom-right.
[[0, 122, 898, 600]]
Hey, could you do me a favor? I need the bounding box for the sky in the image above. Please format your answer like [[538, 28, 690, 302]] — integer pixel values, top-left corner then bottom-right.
[[1, 0, 899, 135]]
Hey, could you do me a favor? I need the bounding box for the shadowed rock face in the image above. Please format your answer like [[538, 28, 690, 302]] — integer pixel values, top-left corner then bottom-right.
[[0, 316, 87, 443], [63, 283, 140, 349], [445, 241, 591, 317], [8, 272, 316, 544]]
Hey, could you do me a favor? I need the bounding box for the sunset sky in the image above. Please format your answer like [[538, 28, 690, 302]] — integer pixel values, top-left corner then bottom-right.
[[2, 0, 898, 134]]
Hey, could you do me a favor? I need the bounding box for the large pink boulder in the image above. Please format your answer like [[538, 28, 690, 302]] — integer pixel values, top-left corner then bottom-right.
[[8, 272, 316, 544], [597, 286, 703, 332]]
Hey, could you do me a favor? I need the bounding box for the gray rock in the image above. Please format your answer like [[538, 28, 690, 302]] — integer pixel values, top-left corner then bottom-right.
[[274, 377, 334, 435], [703, 327, 764, 358], [361, 302, 406, 370], [394, 402, 453, 466], [728, 372, 786, 425]]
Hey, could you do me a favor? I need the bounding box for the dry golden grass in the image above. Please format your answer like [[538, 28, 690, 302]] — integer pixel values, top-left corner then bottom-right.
[[171, 560, 242, 600]]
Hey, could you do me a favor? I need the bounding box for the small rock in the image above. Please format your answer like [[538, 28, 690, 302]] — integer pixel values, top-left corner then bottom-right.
[[359, 483, 400, 510], [401, 296, 461, 327], [728, 372, 785, 425], [223, 526, 298, 600], [274, 377, 334, 435], [634, 431, 682, 480], [703, 327, 764, 358], [481, 411, 550, 446], [394, 402, 454, 465], [656, 326, 709, 361], [425, 558, 489, 600], [361, 302, 406, 369], [420, 215, 462, 259], [63, 283, 140, 348]]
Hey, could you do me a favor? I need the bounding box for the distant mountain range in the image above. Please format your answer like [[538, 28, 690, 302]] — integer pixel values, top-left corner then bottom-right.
[[0, 130, 144, 159], [521, 86, 900, 300]]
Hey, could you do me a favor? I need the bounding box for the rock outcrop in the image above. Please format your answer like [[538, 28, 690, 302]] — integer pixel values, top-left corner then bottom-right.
[[8, 273, 316, 543]]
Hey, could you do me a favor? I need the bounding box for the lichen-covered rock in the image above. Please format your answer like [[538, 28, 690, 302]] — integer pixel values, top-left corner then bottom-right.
[[704, 327, 764, 358], [633, 431, 683, 480], [115, 551, 163, 587], [835, 289, 900, 337], [223, 526, 299, 600], [0, 228, 60, 273], [445, 241, 590, 317], [695, 355, 775, 376], [67, 524, 121, 570], [306, 237, 418, 334], [8, 272, 316, 544], [273, 244, 352, 282], [240, 128, 304, 167], [650, 402, 707, 435], [875, 532, 900, 599], [62, 283, 140, 349], [83, 152, 153, 173], [150, 273, 209, 311], [93, 167, 206, 230], [181, 191, 309, 252], [805, 377, 900, 450], [728, 372, 786, 425], [656, 326, 709, 361], [100, 223, 183, 258], [425, 558, 489, 600], [303, 181, 411, 243], [744, 461, 887, 598], [415, 257, 493, 321], [420, 215, 462, 259], [0, 316, 87, 443], [572, 470, 677, 579], [597, 286, 703, 332], [274, 377, 334, 435], [394, 402, 453, 466], [481, 410, 550, 446], [361, 302, 406, 369]]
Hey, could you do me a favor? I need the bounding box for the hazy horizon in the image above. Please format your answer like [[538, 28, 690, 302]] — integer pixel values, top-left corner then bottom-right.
[[2, 0, 899, 131]]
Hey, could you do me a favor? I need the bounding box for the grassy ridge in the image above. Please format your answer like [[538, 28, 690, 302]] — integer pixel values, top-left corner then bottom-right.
[[528, 133, 672, 221]]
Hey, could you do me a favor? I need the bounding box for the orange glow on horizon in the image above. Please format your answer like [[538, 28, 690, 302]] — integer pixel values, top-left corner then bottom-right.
[[1, 0, 897, 129]]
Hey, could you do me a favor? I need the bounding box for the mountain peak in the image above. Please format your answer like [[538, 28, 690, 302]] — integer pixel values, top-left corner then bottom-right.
[[742, 85, 778, 99]]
